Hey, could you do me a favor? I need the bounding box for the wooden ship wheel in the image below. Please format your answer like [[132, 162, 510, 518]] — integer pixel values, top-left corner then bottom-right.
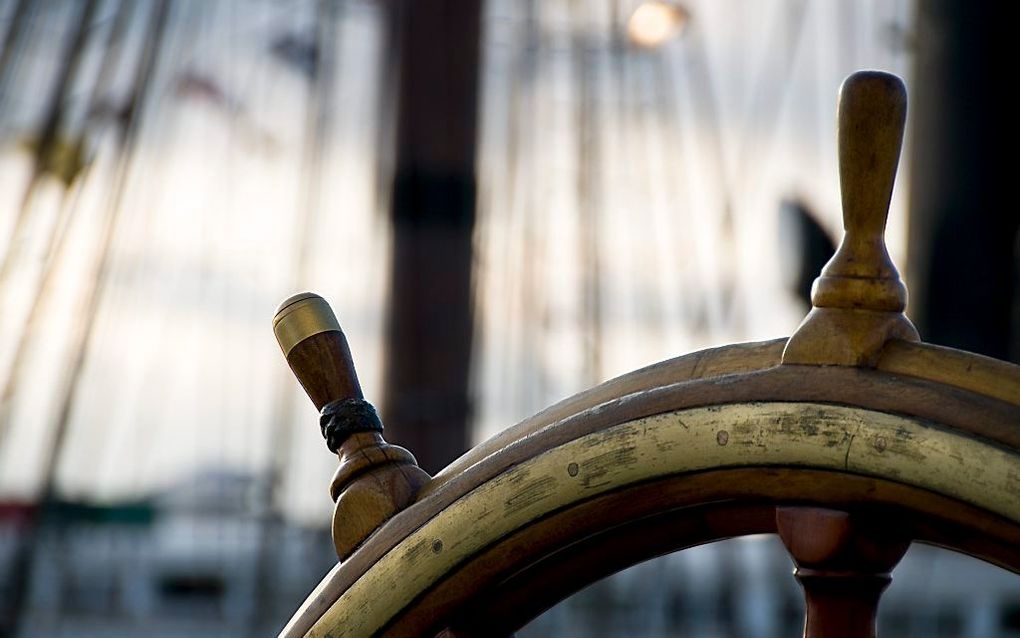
[[270, 71, 1020, 638]]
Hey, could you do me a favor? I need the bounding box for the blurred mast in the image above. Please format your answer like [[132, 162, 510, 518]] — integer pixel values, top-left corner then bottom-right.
[[907, 1, 1019, 362], [381, 0, 482, 473]]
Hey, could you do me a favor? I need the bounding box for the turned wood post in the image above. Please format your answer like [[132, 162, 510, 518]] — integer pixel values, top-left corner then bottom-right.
[[274, 292, 431, 559], [777, 508, 910, 638]]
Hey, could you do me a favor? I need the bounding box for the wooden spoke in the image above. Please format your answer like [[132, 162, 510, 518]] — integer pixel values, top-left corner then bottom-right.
[[777, 507, 910, 638], [273, 292, 430, 559]]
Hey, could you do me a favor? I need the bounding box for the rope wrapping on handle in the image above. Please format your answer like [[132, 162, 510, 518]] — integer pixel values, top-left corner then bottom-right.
[[319, 398, 383, 452]]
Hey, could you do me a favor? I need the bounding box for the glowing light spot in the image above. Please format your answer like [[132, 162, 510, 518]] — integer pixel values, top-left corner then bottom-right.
[[627, 1, 689, 48]]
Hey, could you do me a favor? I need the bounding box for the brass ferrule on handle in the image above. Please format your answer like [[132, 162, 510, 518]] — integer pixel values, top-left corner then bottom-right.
[[273, 292, 342, 356], [273, 292, 364, 410]]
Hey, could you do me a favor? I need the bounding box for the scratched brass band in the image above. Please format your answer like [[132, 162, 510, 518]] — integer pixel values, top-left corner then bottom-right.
[[304, 402, 1020, 638], [273, 292, 341, 356]]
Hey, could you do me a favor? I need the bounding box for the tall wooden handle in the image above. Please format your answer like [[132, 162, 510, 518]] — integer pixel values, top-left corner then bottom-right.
[[782, 70, 918, 367], [273, 292, 363, 410], [813, 70, 909, 311], [833, 70, 906, 281]]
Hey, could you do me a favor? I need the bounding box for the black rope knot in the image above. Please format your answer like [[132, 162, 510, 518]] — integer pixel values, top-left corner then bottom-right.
[[319, 398, 383, 453]]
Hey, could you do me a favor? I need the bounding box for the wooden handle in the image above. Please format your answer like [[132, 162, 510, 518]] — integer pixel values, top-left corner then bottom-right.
[[834, 70, 906, 279], [273, 292, 363, 410], [811, 70, 909, 312], [782, 70, 919, 367], [273, 292, 431, 560]]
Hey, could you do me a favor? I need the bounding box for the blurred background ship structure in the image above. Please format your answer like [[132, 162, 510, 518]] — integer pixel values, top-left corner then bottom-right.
[[0, 1, 1016, 637]]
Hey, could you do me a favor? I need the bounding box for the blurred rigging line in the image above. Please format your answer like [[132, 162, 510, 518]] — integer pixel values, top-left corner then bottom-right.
[[838, 2, 859, 74], [478, 0, 534, 423], [92, 0, 204, 496], [254, 0, 341, 629], [718, 0, 809, 336], [0, 0, 99, 298], [0, 0, 135, 454], [647, 36, 692, 343], [371, 0, 399, 222], [635, 44, 669, 347], [618, 33, 643, 343], [198, 0, 230, 517], [669, 17, 735, 334], [573, 4, 603, 387], [85, 0, 136, 130], [49, 0, 172, 526], [3, 2, 171, 635], [517, 0, 545, 414], [616, 6, 647, 342], [476, 0, 817, 422], [675, 0, 808, 337], [490, 0, 538, 419], [731, 0, 808, 211], [0, 0, 33, 118]]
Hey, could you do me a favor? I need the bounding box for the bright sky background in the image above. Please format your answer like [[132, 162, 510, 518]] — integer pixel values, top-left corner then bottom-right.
[[0, 0, 913, 524]]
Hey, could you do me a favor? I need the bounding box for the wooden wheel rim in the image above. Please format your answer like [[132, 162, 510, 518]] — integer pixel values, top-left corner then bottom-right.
[[301, 398, 1020, 638], [394, 469, 1020, 637]]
